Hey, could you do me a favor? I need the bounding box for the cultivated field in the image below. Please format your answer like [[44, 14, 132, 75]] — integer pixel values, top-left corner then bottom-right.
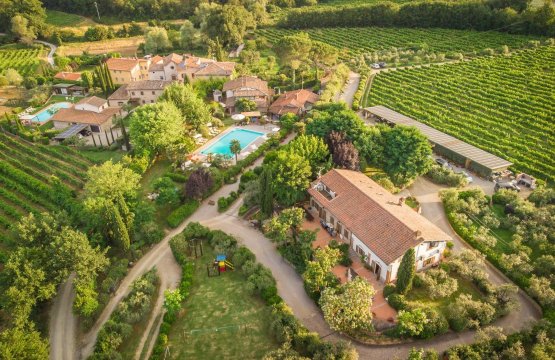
[[57, 36, 144, 56], [0, 46, 46, 76], [257, 27, 544, 61], [0, 132, 92, 246], [366, 46, 555, 182]]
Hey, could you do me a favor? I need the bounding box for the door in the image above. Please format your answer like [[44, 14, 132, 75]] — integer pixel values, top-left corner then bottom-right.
[[374, 263, 381, 280], [337, 223, 343, 238]]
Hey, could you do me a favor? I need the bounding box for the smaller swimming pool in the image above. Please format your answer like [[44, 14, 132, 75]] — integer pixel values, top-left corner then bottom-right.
[[201, 129, 264, 156], [32, 102, 72, 123]]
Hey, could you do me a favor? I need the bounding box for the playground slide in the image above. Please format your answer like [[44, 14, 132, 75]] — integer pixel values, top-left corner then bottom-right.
[[224, 260, 234, 270]]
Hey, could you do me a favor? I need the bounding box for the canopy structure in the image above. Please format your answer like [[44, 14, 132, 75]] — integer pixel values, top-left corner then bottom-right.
[[363, 105, 513, 176], [53, 124, 88, 140], [231, 114, 245, 121], [241, 111, 261, 117]]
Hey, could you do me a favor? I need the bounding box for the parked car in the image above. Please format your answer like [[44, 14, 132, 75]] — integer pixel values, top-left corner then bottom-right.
[[456, 170, 473, 183], [435, 158, 450, 168], [371, 63, 381, 69], [494, 181, 521, 192], [378, 62, 387, 68]]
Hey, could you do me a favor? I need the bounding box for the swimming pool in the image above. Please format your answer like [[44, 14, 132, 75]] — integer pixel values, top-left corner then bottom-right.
[[201, 129, 264, 156], [32, 102, 72, 123]]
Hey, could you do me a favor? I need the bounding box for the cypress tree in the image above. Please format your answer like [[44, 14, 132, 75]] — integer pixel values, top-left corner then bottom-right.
[[115, 193, 133, 234], [396, 248, 416, 295], [103, 63, 115, 93], [259, 166, 274, 218], [105, 202, 130, 251]]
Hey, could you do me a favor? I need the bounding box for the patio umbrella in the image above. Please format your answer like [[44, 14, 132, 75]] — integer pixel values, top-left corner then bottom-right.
[[231, 114, 246, 122]]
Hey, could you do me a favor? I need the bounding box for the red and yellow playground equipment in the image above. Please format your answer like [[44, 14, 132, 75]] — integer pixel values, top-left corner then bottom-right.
[[215, 254, 234, 273]]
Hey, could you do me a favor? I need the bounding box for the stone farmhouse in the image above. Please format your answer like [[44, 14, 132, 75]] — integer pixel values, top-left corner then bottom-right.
[[308, 169, 451, 283], [220, 76, 273, 114], [50, 96, 122, 133], [268, 89, 319, 119], [107, 80, 172, 107]]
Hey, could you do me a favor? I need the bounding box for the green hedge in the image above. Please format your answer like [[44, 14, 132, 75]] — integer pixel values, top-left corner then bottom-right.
[[352, 73, 368, 110], [166, 200, 200, 228], [217, 191, 239, 212]]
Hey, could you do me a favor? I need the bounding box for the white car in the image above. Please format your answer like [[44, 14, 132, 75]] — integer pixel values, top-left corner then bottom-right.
[[371, 63, 381, 69], [456, 170, 473, 183]]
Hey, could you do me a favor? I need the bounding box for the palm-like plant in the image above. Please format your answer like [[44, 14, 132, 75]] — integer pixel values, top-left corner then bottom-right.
[[229, 139, 241, 163]]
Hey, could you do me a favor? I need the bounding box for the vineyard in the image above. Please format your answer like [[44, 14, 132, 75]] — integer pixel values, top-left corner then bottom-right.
[[257, 27, 545, 62], [0, 131, 92, 249], [366, 46, 555, 182], [0, 46, 46, 76]]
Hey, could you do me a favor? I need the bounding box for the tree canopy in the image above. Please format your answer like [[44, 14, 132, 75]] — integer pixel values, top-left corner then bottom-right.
[[265, 150, 311, 206], [84, 160, 140, 201], [129, 101, 190, 157], [159, 83, 212, 130]]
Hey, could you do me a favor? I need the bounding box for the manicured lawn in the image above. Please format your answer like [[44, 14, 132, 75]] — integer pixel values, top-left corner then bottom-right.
[[167, 248, 278, 359], [45, 10, 95, 27]]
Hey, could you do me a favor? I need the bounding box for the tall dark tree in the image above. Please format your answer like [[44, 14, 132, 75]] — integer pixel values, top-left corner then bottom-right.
[[185, 168, 213, 200], [327, 131, 360, 170], [259, 166, 274, 218], [396, 248, 416, 295]]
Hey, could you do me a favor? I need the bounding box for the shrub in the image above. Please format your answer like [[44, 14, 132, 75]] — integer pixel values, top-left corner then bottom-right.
[[397, 309, 428, 337], [383, 284, 396, 298], [387, 293, 409, 311], [217, 191, 239, 212], [426, 164, 468, 187], [419, 308, 449, 339], [328, 240, 352, 267], [418, 268, 458, 299], [447, 294, 496, 331], [166, 200, 200, 228]]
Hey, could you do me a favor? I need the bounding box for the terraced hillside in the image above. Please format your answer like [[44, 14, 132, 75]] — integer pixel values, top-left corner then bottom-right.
[[366, 46, 555, 182], [0, 131, 92, 249], [257, 27, 544, 61], [0, 46, 46, 76]]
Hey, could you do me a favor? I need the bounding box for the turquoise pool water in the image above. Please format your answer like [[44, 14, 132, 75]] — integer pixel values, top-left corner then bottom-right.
[[32, 102, 72, 122], [201, 129, 264, 156]]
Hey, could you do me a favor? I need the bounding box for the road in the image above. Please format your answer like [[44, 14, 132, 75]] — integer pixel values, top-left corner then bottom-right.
[[49, 156, 541, 359], [34, 40, 57, 66], [338, 71, 361, 107]]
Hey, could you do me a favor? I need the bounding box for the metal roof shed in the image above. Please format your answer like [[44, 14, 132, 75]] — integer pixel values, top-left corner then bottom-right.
[[363, 105, 513, 176]]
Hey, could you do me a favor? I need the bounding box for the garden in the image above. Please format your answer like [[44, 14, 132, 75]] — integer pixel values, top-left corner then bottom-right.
[[442, 187, 555, 319], [149, 222, 357, 359], [367, 45, 555, 182]]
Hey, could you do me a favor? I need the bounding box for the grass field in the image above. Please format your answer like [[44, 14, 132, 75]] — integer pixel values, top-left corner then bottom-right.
[[366, 46, 555, 182], [58, 36, 143, 56], [0, 46, 46, 76], [166, 248, 278, 359], [0, 131, 92, 247], [46, 10, 96, 27], [257, 27, 544, 62]]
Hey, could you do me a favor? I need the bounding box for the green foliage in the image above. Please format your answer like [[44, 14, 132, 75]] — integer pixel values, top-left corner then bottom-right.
[[166, 200, 200, 228], [259, 166, 275, 218], [163, 289, 183, 318], [397, 308, 428, 337], [284, 134, 330, 177], [0, 324, 49, 360], [426, 164, 468, 187], [129, 101, 190, 158], [319, 63, 350, 103], [159, 83, 212, 130], [153, 176, 180, 205], [217, 191, 239, 212], [229, 139, 242, 162], [320, 277, 375, 333], [447, 294, 496, 331], [235, 98, 258, 112], [396, 248, 416, 295], [144, 27, 171, 54], [265, 150, 311, 206], [302, 246, 341, 297], [417, 268, 458, 299]]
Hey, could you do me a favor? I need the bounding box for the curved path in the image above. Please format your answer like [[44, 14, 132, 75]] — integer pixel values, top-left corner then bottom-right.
[[34, 40, 57, 66], [50, 172, 541, 360]]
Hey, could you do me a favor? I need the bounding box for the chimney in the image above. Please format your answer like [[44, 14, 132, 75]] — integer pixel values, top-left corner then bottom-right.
[[414, 230, 422, 239], [398, 197, 405, 206]]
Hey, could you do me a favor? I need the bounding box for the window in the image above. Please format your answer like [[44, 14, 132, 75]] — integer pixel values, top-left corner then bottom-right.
[[171, 66, 174, 69], [160, 76, 163, 80], [150, 100, 154, 103], [356, 245, 365, 256], [428, 242, 438, 250], [140, 91, 144, 95], [423, 257, 434, 267], [152, 91, 155, 95], [142, 100, 145, 104], [131, 92, 135, 96]]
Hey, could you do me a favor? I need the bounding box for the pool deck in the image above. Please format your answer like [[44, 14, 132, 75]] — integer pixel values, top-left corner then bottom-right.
[[193, 124, 276, 161]]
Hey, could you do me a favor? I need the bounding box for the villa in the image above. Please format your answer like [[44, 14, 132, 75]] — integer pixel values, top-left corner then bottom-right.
[[53, 72, 82, 82], [220, 76, 273, 114], [148, 53, 235, 83], [268, 89, 319, 119], [308, 169, 451, 283], [107, 80, 172, 107], [50, 96, 122, 133], [106, 57, 150, 84]]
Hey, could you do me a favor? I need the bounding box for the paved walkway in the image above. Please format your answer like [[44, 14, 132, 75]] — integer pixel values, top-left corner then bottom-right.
[[339, 71, 361, 107], [34, 40, 57, 66]]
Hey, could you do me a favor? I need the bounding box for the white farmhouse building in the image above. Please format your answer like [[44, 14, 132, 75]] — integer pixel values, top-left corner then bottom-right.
[[308, 169, 451, 283]]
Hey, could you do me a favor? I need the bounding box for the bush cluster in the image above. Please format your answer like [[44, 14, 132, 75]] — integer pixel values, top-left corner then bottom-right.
[[91, 269, 158, 359], [351, 73, 369, 110], [217, 191, 239, 212], [166, 200, 199, 228], [426, 164, 468, 187]]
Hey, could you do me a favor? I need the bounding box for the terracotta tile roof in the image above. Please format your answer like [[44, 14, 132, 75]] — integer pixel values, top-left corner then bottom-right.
[[222, 76, 271, 96], [106, 57, 139, 71], [77, 96, 107, 108], [54, 72, 82, 81], [308, 169, 451, 264], [164, 53, 183, 65], [51, 107, 120, 125], [150, 55, 163, 64], [193, 61, 235, 76], [108, 80, 172, 100], [269, 89, 319, 116]]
